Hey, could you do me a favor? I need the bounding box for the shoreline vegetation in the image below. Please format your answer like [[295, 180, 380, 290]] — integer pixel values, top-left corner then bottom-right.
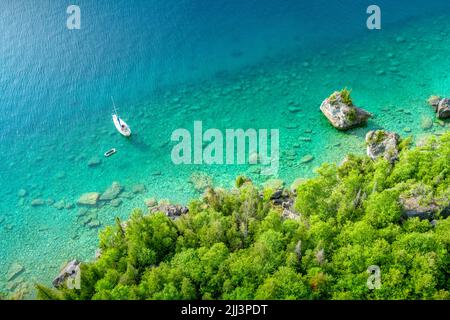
[[34, 124, 449, 300]]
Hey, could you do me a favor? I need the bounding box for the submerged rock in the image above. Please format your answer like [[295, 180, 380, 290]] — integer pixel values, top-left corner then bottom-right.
[[365, 130, 400, 163], [17, 189, 27, 197], [300, 154, 314, 164], [120, 191, 134, 199], [190, 172, 213, 192], [55, 171, 66, 179], [100, 182, 123, 201], [53, 200, 65, 210], [88, 219, 102, 229], [7, 263, 25, 281], [421, 116, 433, 130], [132, 183, 146, 194], [110, 198, 122, 207], [144, 198, 158, 208], [77, 207, 89, 217], [52, 260, 80, 288], [31, 199, 45, 207], [87, 157, 101, 168], [65, 202, 74, 210], [320, 89, 372, 130], [77, 192, 100, 206]]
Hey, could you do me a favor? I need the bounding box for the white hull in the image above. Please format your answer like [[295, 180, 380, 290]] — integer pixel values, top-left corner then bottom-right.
[[112, 114, 131, 137]]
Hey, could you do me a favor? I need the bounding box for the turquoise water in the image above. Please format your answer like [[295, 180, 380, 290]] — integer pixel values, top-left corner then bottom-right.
[[1, 1, 450, 297]]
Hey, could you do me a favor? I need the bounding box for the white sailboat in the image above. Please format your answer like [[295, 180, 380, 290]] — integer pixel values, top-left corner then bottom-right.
[[111, 96, 131, 137]]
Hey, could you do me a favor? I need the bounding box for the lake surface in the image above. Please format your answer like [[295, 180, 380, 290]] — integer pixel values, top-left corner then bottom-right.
[[0, 0, 449, 296]]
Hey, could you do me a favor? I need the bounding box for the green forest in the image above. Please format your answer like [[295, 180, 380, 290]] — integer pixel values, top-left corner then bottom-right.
[[37, 132, 449, 300]]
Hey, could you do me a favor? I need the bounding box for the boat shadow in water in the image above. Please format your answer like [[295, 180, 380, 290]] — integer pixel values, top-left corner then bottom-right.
[[125, 133, 152, 153]]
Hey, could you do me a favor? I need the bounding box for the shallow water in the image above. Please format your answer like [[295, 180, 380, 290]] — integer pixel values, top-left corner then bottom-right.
[[0, 1, 450, 296]]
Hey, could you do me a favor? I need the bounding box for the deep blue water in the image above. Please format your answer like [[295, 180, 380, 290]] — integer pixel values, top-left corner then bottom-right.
[[1, 0, 450, 296], [2, 0, 450, 136]]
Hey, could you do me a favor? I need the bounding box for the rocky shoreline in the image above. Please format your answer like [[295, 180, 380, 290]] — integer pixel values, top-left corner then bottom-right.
[[4, 89, 450, 299], [49, 89, 449, 293]]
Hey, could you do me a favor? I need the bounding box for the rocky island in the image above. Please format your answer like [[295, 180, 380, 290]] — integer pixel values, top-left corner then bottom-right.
[[320, 88, 372, 130]]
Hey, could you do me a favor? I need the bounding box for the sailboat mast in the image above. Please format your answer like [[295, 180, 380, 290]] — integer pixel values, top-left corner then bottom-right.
[[111, 96, 118, 115]]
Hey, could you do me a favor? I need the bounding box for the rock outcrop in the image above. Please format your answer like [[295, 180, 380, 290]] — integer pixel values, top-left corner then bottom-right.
[[52, 260, 80, 288], [267, 186, 301, 220], [400, 183, 450, 220], [437, 98, 450, 119], [320, 90, 372, 130], [365, 130, 400, 163], [428, 95, 450, 119], [77, 192, 100, 206], [150, 204, 189, 220]]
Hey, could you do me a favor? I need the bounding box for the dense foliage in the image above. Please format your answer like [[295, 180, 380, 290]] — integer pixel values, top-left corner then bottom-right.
[[38, 132, 449, 300]]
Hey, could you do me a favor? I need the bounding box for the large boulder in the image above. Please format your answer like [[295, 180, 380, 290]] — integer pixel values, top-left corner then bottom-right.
[[52, 260, 80, 288], [437, 98, 450, 119], [365, 130, 400, 163], [150, 204, 189, 219], [77, 192, 100, 206], [427, 96, 450, 119], [320, 90, 372, 130], [100, 182, 123, 201]]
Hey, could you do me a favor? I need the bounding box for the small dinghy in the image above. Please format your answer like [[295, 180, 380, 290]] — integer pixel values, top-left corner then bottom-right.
[[111, 97, 131, 137], [104, 148, 117, 157]]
